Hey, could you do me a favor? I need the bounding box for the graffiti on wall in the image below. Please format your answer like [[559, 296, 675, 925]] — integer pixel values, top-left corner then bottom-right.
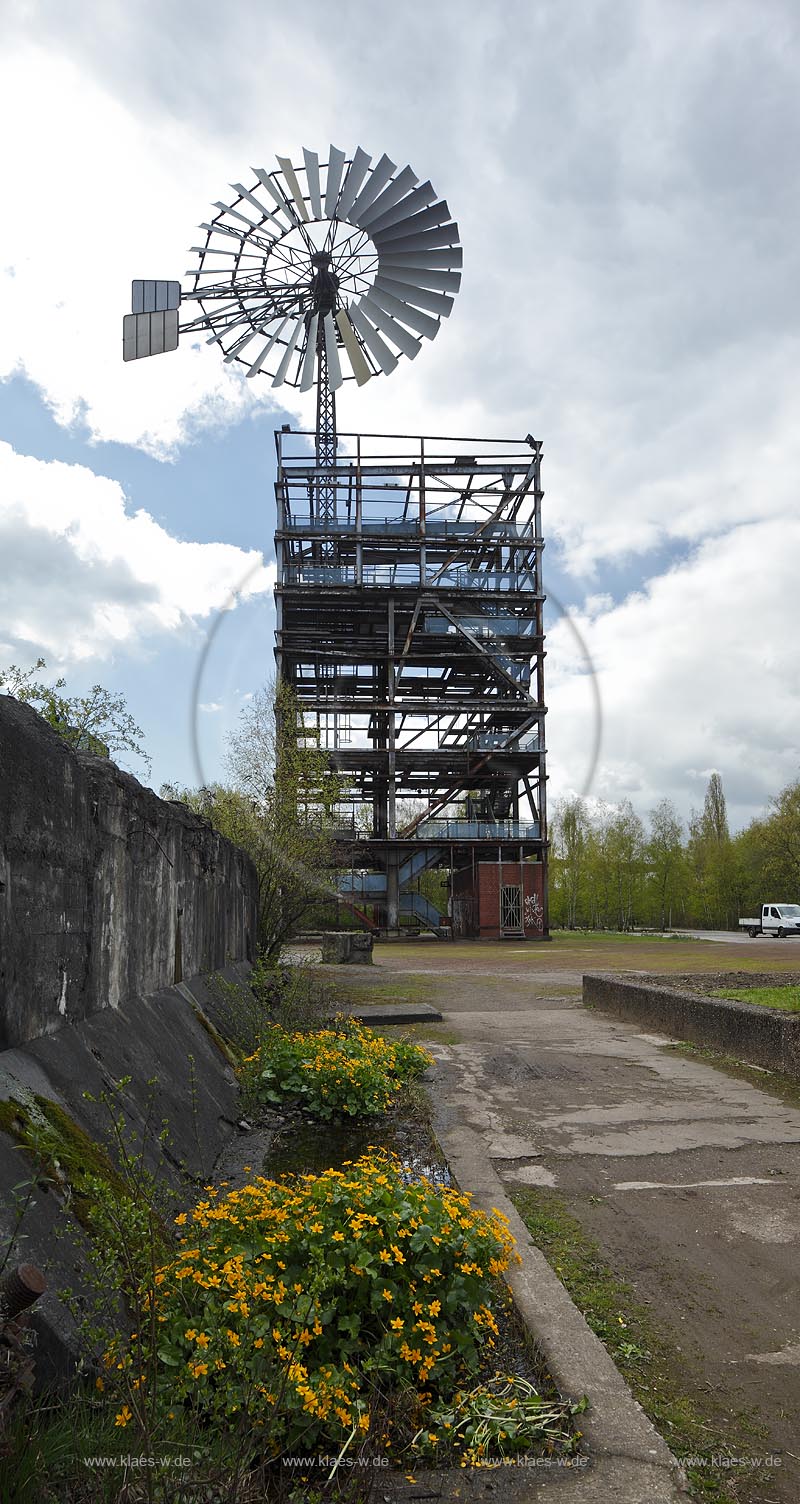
[[524, 892, 544, 932]]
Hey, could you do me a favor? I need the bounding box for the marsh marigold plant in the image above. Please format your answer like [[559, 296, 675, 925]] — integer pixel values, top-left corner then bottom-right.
[[140, 1151, 519, 1451], [240, 1020, 433, 1120]]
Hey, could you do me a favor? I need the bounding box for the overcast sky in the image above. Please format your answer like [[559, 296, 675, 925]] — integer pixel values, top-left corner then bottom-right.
[[1, 0, 798, 832]]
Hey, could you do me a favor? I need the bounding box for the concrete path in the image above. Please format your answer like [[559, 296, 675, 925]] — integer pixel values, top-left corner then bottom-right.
[[341, 939, 800, 1503], [671, 928, 800, 946]]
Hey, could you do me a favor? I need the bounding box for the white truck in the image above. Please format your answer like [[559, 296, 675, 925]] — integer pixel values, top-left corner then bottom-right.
[[738, 903, 800, 938]]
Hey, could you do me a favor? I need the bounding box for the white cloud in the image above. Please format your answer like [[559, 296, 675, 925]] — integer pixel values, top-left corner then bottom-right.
[[0, 441, 274, 662], [546, 517, 800, 827], [0, 46, 287, 455], [2, 7, 798, 566]]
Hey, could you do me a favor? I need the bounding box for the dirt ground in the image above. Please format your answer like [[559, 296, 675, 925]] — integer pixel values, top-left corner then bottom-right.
[[329, 932, 800, 1504], [640, 970, 800, 995]]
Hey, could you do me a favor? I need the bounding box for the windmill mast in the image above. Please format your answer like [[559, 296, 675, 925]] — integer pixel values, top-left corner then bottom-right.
[[310, 251, 338, 536]]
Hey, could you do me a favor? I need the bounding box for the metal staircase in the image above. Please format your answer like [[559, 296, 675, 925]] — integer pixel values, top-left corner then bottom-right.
[[336, 845, 448, 935]]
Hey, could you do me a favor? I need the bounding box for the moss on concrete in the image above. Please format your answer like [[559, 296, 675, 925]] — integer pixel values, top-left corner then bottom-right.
[[191, 1004, 239, 1066], [0, 1092, 128, 1233]]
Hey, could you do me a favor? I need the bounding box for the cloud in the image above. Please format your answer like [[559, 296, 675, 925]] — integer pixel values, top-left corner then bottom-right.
[[3, 4, 799, 557], [546, 516, 800, 827], [0, 441, 274, 662], [0, 44, 287, 456]]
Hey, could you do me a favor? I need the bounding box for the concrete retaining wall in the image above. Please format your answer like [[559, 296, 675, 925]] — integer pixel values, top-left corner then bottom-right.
[[0, 964, 253, 1383], [584, 973, 800, 1078], [0, 695, 259, 1048]]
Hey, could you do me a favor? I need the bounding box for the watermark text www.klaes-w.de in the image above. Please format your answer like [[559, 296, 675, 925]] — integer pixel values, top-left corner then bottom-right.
[[83, 1453, 194, 1470], [682, 1454, 782, 1471], [282, 1455, 389, 1470], [281, 1453, 589, 1471]]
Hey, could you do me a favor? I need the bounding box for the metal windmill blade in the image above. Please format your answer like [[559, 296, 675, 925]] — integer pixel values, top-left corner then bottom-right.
[[122, 147, 461, 399]]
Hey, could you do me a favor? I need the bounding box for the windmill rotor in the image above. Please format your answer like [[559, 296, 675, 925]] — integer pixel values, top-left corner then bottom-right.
[[123, 147, 462, 394]]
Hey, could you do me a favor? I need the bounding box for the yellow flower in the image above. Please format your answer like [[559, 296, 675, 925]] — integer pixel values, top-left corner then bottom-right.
[[381, 1288, 393, 1302], [114, 1406, 132, 1427]]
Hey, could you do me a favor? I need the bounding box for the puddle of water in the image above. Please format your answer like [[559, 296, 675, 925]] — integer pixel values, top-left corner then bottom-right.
[[265, 1113, 452, 1187]]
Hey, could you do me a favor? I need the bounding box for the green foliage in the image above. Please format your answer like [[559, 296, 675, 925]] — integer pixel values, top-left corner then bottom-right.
[[552, 796, 588, 930], [647, 797, 685, 931], [550, 795, 647, 930], [240, 1020, 433, 1120], [550, 772, 800, 933], [162, 680, 343, 955], [138, 1151, 520, 1455], [0, 657, 149, 771], [201, 963, 332, 1072], [736, 779, 800, 904]]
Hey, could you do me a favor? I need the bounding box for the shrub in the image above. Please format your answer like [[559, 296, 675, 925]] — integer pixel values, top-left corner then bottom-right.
[[136, 1151, 519, 1454], [206, 961, 333, 1060], [240, 1020, 433, 1120]]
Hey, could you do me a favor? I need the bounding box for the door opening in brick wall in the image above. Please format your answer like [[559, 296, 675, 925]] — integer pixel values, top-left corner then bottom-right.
[[501, 883, 522, 933]]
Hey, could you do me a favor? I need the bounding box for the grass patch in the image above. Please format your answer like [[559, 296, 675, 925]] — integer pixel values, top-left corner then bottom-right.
[[330, 975, 439, 1012], [713, 984, 800, 1013], [511, 1187, 771, 1504], [396, 1022, 462, 1046]]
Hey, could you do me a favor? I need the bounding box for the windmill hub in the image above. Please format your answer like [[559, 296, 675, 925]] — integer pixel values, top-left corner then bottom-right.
[[309, 252, 339, 318]]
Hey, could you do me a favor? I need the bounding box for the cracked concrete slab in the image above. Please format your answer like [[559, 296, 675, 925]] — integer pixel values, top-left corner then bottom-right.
[[365, 938, 800, 1503]]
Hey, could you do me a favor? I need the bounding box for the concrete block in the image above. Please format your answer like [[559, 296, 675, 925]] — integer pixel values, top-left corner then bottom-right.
[[584, 973, 800, 1079], [320, 931, 374, 964]]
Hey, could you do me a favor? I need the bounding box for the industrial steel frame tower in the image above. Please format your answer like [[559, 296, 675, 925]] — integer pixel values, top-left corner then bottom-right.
[[274, 426, 548, 940]]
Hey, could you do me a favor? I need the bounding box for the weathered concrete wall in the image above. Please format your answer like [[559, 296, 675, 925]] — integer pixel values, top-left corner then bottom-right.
[[0, 965, 252, 1383], [584, 972, 800, 1079], [0, 695, 259, 1048]]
